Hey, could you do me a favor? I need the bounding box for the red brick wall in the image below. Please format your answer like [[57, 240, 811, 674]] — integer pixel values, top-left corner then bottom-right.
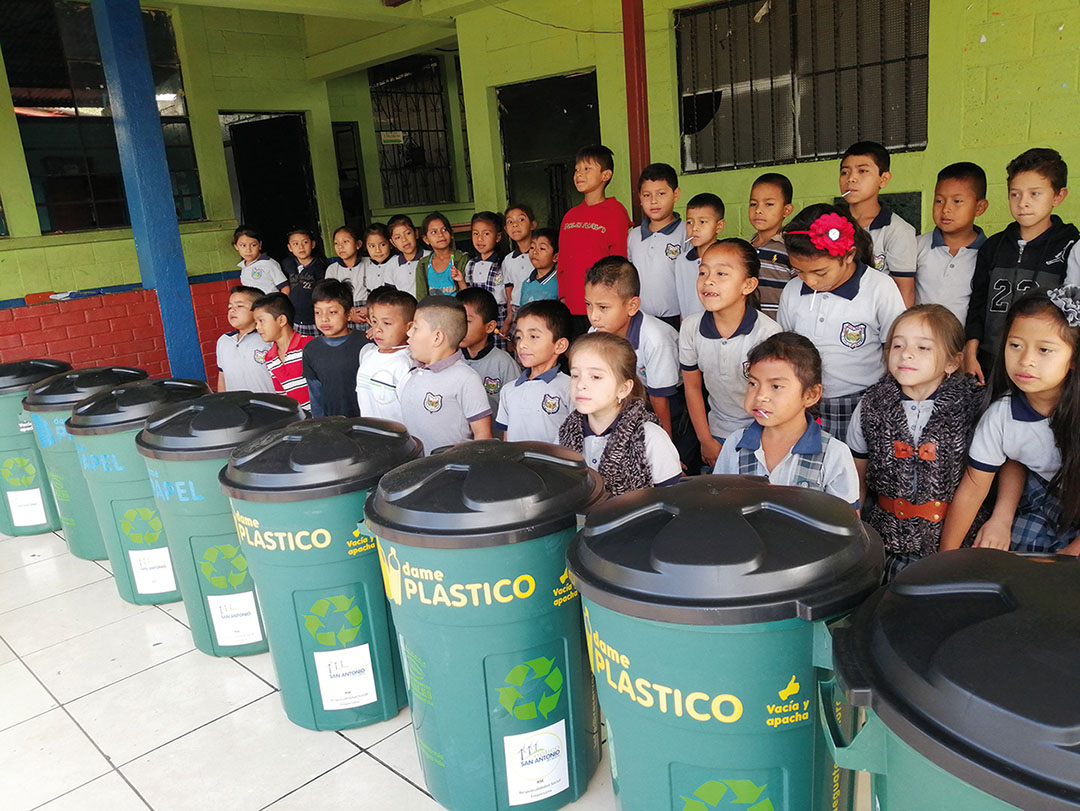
[[0, 279, 234, 387]]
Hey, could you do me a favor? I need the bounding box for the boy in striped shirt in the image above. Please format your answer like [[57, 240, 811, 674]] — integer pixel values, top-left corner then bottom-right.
[[253, 292, 313, 412]]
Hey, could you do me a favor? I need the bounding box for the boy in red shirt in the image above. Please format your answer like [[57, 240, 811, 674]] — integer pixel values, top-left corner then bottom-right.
[[558, 145, 633, 336], [252, 292, 313, 412]]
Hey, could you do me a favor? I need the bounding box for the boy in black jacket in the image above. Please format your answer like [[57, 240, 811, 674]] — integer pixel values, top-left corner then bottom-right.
[[964, 148, 1078, 382]]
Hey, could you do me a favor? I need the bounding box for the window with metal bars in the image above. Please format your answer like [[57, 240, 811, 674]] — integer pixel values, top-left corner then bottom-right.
[[369, 55, 455, 208], [676, 0, 929, 173]]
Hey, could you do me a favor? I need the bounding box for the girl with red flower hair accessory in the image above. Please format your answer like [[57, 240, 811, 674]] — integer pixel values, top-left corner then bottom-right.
[[777, 204, 906, 439]]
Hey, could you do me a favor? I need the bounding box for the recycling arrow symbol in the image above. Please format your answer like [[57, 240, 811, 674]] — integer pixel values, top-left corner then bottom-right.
[[497, 656, 563, 721], [199, 544, 249, 589], [681, 779, 774, 811], [1, 457, 36, 487], [119, 508, 163, 544], [303, 595, 363, 648]]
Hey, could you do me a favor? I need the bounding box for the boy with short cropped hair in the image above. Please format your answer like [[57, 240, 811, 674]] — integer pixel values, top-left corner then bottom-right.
[[302, 279, 368, 418], [965, 147, 1079, 381], [282, 228, 328, 336], [915, 162, 989, 325], [216, 285, 274, 393], [840, 141, 917, 307], [558, 145, 633, 336], [457, 287, 521, 415], [627, 162, 683, 327], [496, 299, 574, 444], [252, 292, 312, 411], [518, 228, 559, 307], [356, 286, 416, 424], [674, 193, 726, 319], [748, 172, 795, 315], [399, 296, 493, 454]]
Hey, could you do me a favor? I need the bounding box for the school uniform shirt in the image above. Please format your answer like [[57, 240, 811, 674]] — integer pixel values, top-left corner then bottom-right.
[[915, 227, 987, 325], [754, 235, 794, 316], [283, 255, 328, 327], [495, 367, 573, 444], [714, 417, 860, 507], [847, 393, 939, 456], [364, 256, 397, 296], [325, 258, 368, 308], [673, 246, 704, 319], [968, 393, 1060, 482], [517, 267, 559, 307], [778, 264, 906, 398], [388, 251, 428, 295], [301, 332, 368, 418], [215, 329, 274, 393], [463, 339, 521, 415], [355, 343, 412, 424], [558, 197, 633, 315], [582, 418, 682, 486], [238, 255, 288, 294], [868, 207, 918, 280], [590, 311, 680, 397], [503, 248, 535, 307], [398, 350, 492, 456], [264, 331, 313, 411], [679, 306, 783, 439], [627, 216, 683, 319]]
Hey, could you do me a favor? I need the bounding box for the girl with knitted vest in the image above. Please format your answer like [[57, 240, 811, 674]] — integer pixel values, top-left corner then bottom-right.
[[847, 305, 984, 580], [559, 332, 681, 496]]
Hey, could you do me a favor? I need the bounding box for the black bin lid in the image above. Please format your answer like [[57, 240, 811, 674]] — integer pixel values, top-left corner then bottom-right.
[[65, 378, 211, 435], [832, 549, 1080, 810], [364, 440, 606, 548], [136, 392, 304, 461], [567, 475, 883, 625], [0, 360, 73, 396], [220, 417, 422, 502], [22, 366, 148, 412]]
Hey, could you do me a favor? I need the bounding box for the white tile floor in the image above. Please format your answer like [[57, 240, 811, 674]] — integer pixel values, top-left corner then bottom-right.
[[0, 529, 617, 811]]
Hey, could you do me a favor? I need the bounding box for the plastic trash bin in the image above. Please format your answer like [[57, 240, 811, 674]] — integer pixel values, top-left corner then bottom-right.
[[220, 417, 422, 730], [136, 391, 303, 656], [365, 440, 607, 811], [0, 360, 70, 535], [23, 366, 148, 559], [825, 549, 1080, 811], [66, 378, 210, 604], [566, 475, 883, 811]]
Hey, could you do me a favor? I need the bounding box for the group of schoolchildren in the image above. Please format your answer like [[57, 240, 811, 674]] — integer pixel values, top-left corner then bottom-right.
[[215, 140, 1080, 581]]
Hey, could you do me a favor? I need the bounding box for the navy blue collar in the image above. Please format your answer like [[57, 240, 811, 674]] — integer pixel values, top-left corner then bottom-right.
[[685, 245, 699, 261], [465, 337, 496, 361], [639, 214, 682, 240], [582, 411, 622, 438], [510, 247, 525, 258], [625, 311, 644, 348], [698, 305, 757, 339], [396, 252, 417, 266], [527, 266, 557, 283], [799, 263, 868, 300], [930, 226, 987, 250], [736, 414, 824, 454], [869, 207, 894, 231], [514, 366, 561, 386], [1010, 392, 1046, 423]]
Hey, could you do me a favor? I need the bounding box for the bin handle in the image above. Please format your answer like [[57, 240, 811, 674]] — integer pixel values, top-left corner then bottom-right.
[[817, 678, 887, 774]]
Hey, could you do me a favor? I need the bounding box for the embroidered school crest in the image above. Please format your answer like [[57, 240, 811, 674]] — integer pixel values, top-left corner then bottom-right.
[[251, 268, 263, 279], [840, 322, 868, 349], [423, 392, 443, 413], [483, 376, 501, 395], [742, 360, 750, 379], [541, 393, 561, 414], [665, 243, 680, 260], [253, 349, 267, 363], [873, 253, 887, 272]]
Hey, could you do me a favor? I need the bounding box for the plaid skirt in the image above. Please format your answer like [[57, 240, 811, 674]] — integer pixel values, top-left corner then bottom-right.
[[293, 322, 320, 337], [1011, 471, 1076, 553], [818, 391, 864, 442], [882, 550, 924, 583]]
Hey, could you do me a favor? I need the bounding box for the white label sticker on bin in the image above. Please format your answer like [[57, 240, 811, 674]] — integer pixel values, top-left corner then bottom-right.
[[128, 547, 176, 594], [7, 488, 46, 527], [206, 592, 262, 646], [314, 644, 378, 711], [503, 718, 570, 806]]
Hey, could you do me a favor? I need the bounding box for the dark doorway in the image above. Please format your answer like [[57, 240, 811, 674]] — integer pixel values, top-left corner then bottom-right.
[[332, 121, 368, 229], [498, 72, 600, 230], [223, 112, 319, 260]]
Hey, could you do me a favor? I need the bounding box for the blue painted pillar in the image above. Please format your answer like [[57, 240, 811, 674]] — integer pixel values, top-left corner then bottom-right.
[[91, 0, 204, 380]]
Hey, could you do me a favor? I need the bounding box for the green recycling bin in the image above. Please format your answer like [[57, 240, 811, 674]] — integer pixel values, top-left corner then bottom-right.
[[135, 392, 303, 657], [66, 378, 211, 604], [365, 440, 607, 811], [0, 360, 70, 536], [23, 366, 148, 559], [220, 417, 422, 731], [566, 475, 883, 811], [826, 549, 1080, 811]]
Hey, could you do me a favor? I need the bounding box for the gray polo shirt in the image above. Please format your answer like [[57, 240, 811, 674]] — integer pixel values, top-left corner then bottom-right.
[[969, 393, 1060, 481], [915, 227, 986, 325], [592, 311, 680, 397], [495, 367, 572, 444], [216, 329, 274, 392], [503, 248, 534, 307], [673, 245, 704, 319], [398, 350, 492, 455], [238, 256, 288, 294], [627, 216, 684, 318], [868, 207, 918, 279], [463, 340, 521, 415]]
